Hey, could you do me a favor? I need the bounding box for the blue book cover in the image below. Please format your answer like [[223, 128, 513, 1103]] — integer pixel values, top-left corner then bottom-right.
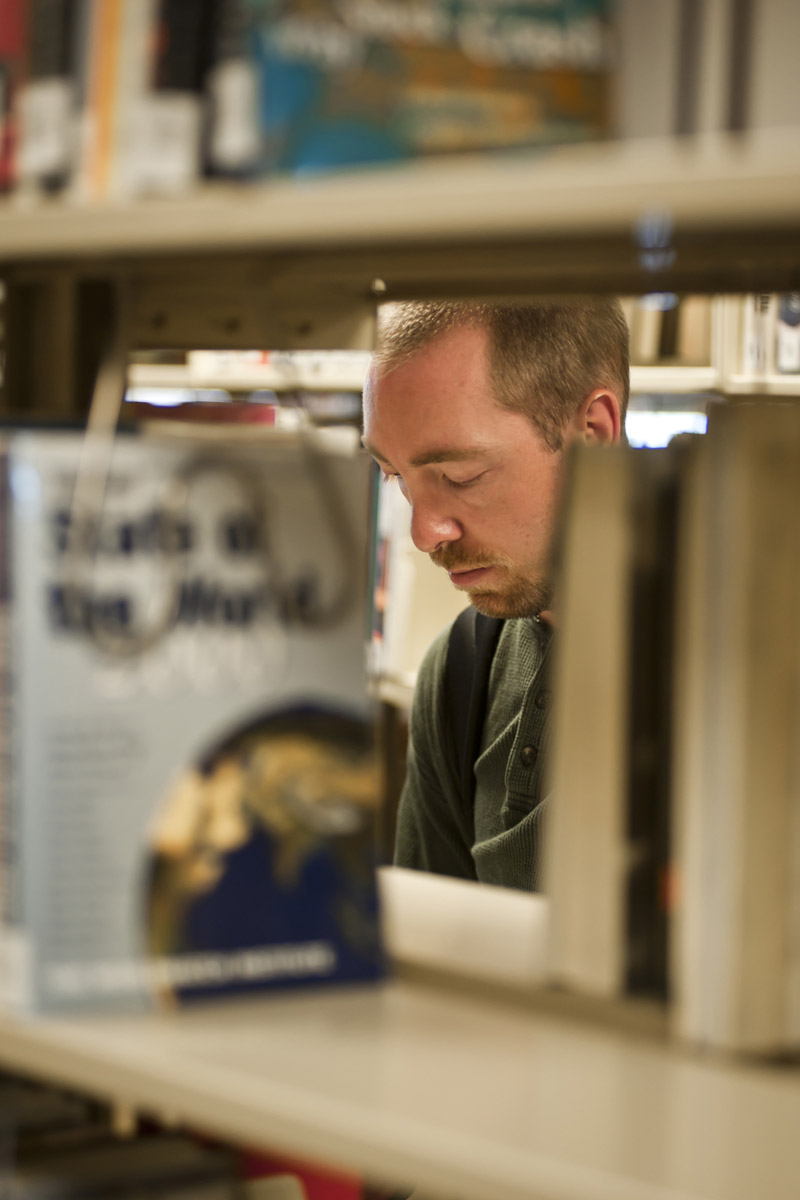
[[246, 0, 616, 174]]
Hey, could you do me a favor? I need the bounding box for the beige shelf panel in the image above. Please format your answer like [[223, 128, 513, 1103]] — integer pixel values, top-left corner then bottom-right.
[[0, 133, 798, 309], [629, 365, 720, 394], [0, 133, 799, 259], [0, 975, 799, 1200], [127, 357, 370, 393], [5, 133, 799, 354], [723, 374, 800, 396]]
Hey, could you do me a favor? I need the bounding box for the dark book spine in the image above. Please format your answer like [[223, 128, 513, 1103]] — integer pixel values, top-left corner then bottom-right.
[[203, 0, 260, 178], [624, 452, 680, 1001], [16, 0, 79, 191], [153, 0, 216, 93]]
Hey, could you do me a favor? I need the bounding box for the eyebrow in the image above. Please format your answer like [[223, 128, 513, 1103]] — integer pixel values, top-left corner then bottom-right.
[[361, 442, 494, 470]]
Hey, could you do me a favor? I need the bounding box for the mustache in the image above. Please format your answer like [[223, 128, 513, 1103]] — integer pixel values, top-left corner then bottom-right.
[[430, 546, 497, 572]]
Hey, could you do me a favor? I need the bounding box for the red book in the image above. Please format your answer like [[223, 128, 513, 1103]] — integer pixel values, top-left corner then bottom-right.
[[0, 0, 28, 190]]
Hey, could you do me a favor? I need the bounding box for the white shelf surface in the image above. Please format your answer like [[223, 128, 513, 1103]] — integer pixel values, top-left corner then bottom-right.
[[1, 132, 800, 260], [1, 976, 799, 1200], [127, 359, 370, 394], [132, 363, 720, 399], [629, 365, 719, 394], [723, 374, 800, 396]]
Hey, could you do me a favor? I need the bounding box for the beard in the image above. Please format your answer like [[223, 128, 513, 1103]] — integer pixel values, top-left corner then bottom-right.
[[430, 544, 553, 620], [469, 573, 552, 619]]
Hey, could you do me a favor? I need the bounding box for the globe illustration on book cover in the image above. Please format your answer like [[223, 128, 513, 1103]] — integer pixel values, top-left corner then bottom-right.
[[142, 707, 384, 1003]]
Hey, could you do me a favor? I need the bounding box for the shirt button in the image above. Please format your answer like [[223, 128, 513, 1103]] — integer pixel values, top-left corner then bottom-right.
[[535, 690, 549, 710], [520, 744, 537, 768]]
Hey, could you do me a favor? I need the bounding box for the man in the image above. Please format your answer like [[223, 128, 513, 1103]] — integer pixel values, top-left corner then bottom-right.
[[362, 299, 629, 890]]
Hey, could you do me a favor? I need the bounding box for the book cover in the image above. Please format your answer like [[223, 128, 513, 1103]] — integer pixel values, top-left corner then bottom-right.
[[0, 427, 383, 1014], [247, 0, 616, 175]]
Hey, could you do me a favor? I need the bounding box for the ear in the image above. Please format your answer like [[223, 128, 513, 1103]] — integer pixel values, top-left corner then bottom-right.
[[570, 388, 622, 446]]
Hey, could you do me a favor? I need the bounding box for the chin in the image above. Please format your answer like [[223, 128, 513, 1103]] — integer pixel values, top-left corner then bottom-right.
[[469, 582, 551, 621], [469, 593, 539, 621]]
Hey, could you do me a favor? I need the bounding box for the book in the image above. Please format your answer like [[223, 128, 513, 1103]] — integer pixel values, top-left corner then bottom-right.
[[671, 401, 800, 1053], [74, 0, 217, 200], [776, 293, 800, 374], [204, 0, 260, 178], [547, 440, 684, 1005], [0, 0, 28, 191], [546, 442, 634, 998], [247, 0, 616, 175], [124, 0, 215, 196], [676, 295, 713, 366], [740, 293, 776, 377], [629, 297, 663, 365], [0, 426, 384, 1014], [15, 0, 78, 193]]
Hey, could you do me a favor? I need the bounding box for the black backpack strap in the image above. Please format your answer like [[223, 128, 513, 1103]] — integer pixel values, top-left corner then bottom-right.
[[443, 608, 505, 836]]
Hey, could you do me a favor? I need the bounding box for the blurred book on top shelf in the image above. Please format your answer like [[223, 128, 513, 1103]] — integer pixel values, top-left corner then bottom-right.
[[777, 294, 800, 374], [125, 349, 369, 426], [721, 294, 800, 390], [0, 0, 26, 192], [11, 0, 617, 200], [0, 426, 384, 1015], [246, 0, 614, 173], [546, 400, 800, 1056], [622, 295, 714, 369], [123, 398, 279, 426]]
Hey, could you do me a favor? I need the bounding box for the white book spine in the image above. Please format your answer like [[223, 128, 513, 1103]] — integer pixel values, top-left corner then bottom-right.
[[546, 445, 632, 998], [0, 449, 32, 1011]]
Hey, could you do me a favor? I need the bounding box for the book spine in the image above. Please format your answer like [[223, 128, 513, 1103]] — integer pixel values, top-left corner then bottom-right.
[[15, 0, 78, 192], [127, 0, 216, 195], [676, 296, 713, 367], [204, 0, 260, 177], [546, 444, 633, 998], [0, 447, 31, 1011], [740, 292, 776, 378], [776, 293, 800, 375], [623, 452, 679, 1001], [0, 0, 29, 191]]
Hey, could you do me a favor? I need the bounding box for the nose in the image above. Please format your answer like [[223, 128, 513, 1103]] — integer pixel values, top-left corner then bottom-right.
[[409, 497, 462, 554]]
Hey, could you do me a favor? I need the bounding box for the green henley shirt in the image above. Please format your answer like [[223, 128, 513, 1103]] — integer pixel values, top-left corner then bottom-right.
[[393, 615, 552, 891]]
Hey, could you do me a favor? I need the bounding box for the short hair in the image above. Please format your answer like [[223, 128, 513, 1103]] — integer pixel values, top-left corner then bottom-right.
[[373, 298, 630, 452]]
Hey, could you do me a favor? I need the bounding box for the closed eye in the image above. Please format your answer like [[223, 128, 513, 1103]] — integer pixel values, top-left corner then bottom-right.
[[445, 471, 486, 489]]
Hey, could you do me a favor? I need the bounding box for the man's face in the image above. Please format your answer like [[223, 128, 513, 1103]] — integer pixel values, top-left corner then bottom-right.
[[363, 322, 574, 620]]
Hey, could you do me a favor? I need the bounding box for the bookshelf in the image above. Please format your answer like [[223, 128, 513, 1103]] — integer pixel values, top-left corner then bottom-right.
[[2, 959, 800, 1200], [2, 131, 800, 312], [3, 128, 800, 1197]]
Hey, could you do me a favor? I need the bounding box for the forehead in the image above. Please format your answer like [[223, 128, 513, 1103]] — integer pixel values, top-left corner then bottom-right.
[[364, 323, 498, 443]]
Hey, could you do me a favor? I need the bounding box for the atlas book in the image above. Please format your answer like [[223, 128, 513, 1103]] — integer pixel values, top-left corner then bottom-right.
[[0, 426, 384, 1014]]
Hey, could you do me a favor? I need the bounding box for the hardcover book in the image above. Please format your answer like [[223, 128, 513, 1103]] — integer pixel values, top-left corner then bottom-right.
[[247, 0, 616, 174], [0, 427, 383, 1013]]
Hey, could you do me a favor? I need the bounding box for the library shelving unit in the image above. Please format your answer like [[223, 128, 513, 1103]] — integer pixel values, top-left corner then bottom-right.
[[3, 130, 800, 1200]]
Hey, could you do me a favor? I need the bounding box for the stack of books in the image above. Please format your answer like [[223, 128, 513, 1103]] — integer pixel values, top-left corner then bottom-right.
[[1, 0, 617, 199], [547, 400, 800, 1055]]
